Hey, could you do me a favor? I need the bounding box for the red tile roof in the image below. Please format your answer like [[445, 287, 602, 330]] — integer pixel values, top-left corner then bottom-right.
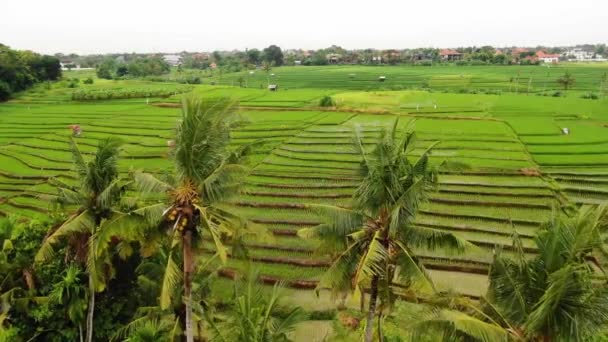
[[536, 51, 560, 58], [439, 49, 461, 56]]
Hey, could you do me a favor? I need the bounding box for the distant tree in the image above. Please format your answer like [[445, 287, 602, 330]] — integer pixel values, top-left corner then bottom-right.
[[246, 49, 261, 65], [212, 51, 223, 65], [596, 44, 607, 56], [557, 71, 576, 91], [116, 65, 129, 77], [96, 58, 117, 79], [262, 45, 284, 66], [126, 57, 170, 77]]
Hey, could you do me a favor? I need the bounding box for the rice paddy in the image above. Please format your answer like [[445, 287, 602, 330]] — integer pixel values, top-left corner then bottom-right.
[[2, 64, 608, 298]]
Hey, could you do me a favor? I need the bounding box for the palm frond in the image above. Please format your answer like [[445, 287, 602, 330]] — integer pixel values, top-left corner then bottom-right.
[[393, 240, 435, 293], [160, 252, 182, 310], [133, 171, 173, 195], [410, 307, 509, 342], [35, 210, 95, 263]]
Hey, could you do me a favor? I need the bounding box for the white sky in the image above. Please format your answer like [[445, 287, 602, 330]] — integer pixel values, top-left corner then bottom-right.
[[1, 0, 606, 54]]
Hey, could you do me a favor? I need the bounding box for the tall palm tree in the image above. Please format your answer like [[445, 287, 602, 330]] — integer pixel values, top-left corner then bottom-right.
[[410, 205, 608, 341], [36, 137, 129, 342], [132, 95, 254, 342], [262, 61, 272, 87], [299, 124, 470, 342], [50, 264, 88, 342]]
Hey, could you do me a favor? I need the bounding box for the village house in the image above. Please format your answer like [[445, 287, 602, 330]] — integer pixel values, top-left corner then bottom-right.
[[326, 53, 342, 64], [536, 51, 560, 64], [439, 49, 462, 61]]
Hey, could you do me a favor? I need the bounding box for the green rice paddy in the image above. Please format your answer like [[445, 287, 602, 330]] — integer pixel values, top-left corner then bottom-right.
[[3, 63, 608, 297]]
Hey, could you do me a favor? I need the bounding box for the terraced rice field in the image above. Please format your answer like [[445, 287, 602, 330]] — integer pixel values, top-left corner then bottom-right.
[[2, 72, 608, 297]]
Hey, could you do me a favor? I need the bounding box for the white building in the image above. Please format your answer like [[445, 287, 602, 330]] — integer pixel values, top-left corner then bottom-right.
[[564, 48, 594, 61], [163, 54, 182, 66]]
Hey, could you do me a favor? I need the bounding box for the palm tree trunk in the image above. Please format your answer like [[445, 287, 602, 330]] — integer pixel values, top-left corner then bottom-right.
[[183, 230, 195, 342], [86, 275, 95, 342], [364, 276, 379, 342]]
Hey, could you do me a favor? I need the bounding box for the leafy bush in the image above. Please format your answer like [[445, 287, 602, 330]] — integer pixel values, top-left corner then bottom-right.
[[581, 92, 599, 100], [71, 86, 193, 101], [552, 91, 563, 97], [319, 95, 335, 107], [83, 77, 94, 85]]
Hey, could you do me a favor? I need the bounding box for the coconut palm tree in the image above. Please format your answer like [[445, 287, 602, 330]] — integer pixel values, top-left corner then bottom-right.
[[36, 136, 130, 342], [211, 269, 306, 342], [299, 124, 471, 342], [131, 95, 256, 342], [50, 264, 88, 342], [410, 205, 608, 341]]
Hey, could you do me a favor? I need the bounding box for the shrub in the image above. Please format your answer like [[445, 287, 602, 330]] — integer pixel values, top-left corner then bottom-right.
[[0, 81, 12, 101], [319, 95, 335, 107], [552, 91, 563, 97], [83, 77, 94, 85], [581, 92, 599, 100]]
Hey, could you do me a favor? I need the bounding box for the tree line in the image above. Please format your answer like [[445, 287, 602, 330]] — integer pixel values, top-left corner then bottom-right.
[[96, 56, 171, 79], [0, 44, 61, 101]]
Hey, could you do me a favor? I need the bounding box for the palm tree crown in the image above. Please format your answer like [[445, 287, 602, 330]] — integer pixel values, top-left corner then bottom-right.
[[300, 123, 470, 342]]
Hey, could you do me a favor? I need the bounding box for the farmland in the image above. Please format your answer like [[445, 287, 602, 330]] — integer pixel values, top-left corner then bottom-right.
[[2, 63, 608, 339]]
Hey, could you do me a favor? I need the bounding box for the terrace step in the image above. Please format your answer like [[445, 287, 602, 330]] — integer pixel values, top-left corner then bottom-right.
[[244, 191, 351, 199]]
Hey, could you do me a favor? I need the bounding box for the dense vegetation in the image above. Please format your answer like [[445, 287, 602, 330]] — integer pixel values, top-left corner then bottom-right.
[[96, 56, 171, 79], [0, 44, 61, 101]]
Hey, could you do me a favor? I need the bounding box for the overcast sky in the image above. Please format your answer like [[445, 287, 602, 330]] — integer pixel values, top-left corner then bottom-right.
[[1, 0, 606, 55]]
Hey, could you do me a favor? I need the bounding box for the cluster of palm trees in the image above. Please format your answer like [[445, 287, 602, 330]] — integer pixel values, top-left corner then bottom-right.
[[37, 96, 263, 341], [35, 94, 608, 341]]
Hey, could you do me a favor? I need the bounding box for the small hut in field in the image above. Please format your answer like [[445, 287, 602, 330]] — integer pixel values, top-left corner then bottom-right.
[[379, 76, 386, 82], [268, 84, 278, 91]]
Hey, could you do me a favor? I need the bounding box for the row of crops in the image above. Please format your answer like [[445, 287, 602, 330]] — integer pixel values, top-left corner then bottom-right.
[[71, 85, 194, 101], [218, 114, 561, 296]]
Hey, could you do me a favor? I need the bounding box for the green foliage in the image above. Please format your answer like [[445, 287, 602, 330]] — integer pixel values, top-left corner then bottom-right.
[[83, 77, 94, 85], [319, 95, 335, 107], [557, 70, 576, 91], [96, 58, 117, 80], [409, 205, 608, 341], [0, 44, 61, 101], [213, 269, 306, 342], [262, 45, 284, 66]]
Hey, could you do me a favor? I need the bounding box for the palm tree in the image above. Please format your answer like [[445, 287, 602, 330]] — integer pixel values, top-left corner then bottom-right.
[[36, 137, 129, 342], [50, 264, 88, 342], [299, 124, 470, 342], [132, 95, 254, 342], [410, 205, 608, 341], [262, 61, 272, 87], [211, 269, 306, 342]]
